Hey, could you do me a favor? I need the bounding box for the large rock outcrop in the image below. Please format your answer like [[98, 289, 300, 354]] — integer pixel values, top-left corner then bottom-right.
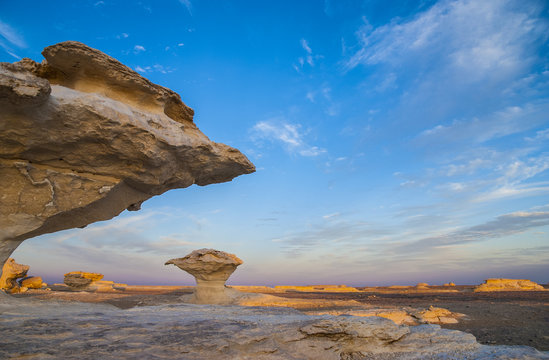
[[165, 248, 243, 304], [0, 41, 255, 271]]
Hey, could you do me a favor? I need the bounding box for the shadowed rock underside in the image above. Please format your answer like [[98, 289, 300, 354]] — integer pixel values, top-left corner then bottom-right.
[[0, 41, 255, 269]]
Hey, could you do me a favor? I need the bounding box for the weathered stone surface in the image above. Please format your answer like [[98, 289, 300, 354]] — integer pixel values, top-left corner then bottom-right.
[[0, 299, 547, 359], [0, 41, 255, 271], [474, 278, 546, 292], [0, 258, 29, 293], [305, 305, 465, 326], [165, 248, 243, 304], [19, 276, 43, 289], [63, 271, 104, 289]]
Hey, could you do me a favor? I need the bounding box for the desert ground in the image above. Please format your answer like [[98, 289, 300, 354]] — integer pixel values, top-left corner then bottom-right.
[[13, 283, 549, 351]]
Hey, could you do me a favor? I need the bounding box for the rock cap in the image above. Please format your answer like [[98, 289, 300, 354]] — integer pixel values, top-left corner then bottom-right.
[[165, 248, 243, 281]]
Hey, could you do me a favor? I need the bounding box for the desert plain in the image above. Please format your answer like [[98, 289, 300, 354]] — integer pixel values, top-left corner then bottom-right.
[[10, 281, 549, 352]]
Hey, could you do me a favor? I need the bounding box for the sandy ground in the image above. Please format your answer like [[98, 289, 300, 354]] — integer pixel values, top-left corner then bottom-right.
[[12, 284, 549, 351]]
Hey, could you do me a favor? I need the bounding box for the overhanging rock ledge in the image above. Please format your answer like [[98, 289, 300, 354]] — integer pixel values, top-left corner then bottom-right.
[[0, 41, 255, 268]]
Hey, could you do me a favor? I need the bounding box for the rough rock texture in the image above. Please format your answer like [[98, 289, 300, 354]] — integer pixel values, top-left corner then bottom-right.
[[63, 271, 104, 289], [19, 276, 43, 289], [165, 248, 243, 304], [305, 306, 465, 326], [0, 41, 255, 272], [474, 278, 546, 292], [0, 258, 29, 293], [0, 299, 547, 359]]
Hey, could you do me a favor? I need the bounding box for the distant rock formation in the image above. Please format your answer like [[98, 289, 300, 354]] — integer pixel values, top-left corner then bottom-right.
[[64, 271, 104, 289], [0, 258, 30, 293], [474, 278, 546, 292], [165, 248, 243, 304], [0, 41, 255, 276]]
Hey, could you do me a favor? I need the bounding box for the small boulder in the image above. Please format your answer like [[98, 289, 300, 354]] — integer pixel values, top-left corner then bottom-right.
[[64, 271, 104, 290], [0, 258, 30, 292]]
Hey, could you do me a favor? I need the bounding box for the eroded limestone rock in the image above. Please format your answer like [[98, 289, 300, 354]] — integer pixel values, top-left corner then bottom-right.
[[165, 248, 243, 304], [19, 276, 44, 289], [474, 278, 546, 292], [0, 258, 29, 293], [64, 271, 104, 290], [0, 41, 255, 272]]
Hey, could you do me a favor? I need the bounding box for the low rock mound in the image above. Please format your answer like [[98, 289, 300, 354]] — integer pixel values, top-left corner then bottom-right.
[[474, 278, 546, 292]]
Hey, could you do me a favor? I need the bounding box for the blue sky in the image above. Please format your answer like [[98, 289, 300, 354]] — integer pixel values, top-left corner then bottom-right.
[[1, 0, 548, 286]]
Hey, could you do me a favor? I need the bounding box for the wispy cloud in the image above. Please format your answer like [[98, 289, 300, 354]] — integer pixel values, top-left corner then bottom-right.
[[393, 209, 549, 254], [345, 0, 549, 130], [133, 44, 146, 53], [294, 38, 324, 71], [0, 19, 26, 59], [418, 102, 549, 145], [134, 64, 175, 74], [251, 118, 326, 157], [179, 0, 193, 15]]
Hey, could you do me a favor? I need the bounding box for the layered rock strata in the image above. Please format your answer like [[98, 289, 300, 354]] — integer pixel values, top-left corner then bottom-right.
[[0, 300, 547, 359], [0, 258, 30, 293], [64, 271, 104, 289], [165, 248, 243, 304], [0, 41, 255, 273]]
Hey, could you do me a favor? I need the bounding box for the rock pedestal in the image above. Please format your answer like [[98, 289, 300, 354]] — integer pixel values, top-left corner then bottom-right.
[[165, 248, 243, 304]]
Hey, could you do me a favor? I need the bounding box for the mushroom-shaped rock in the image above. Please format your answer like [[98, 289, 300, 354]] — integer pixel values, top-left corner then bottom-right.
[[0, 258, 30, 293], [165, 249, 243, 304], [0, 41, 255, 278]]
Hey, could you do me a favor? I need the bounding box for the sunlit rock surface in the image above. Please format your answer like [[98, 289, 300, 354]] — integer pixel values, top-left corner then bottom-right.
[[474, 278, 546, 292], [0, 41, 255, 269], [0, 299, 547, 359], [0, 258, 29, 293], [165, 248, 244, 304]]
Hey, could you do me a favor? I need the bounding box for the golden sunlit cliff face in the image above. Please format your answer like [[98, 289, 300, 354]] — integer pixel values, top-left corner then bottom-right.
[[0, 41, 255, 272]]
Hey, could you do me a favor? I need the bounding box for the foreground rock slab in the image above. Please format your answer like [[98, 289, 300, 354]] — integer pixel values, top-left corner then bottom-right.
[[0, 41, 255, 268], [0, 299, 547, 359]]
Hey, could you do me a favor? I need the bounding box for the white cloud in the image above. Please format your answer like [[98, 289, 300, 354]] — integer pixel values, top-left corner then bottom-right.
[[346, 0, 547, 76], [251, 118, 326, 157], [526, 128, 549, 142], [0, 20, 25, 59], [133, 45, 146, 53], [135, 66, 146, 73], [301, 38, 312, 54], [418, 102, 549, 145], [179, 0, 193, 15]]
